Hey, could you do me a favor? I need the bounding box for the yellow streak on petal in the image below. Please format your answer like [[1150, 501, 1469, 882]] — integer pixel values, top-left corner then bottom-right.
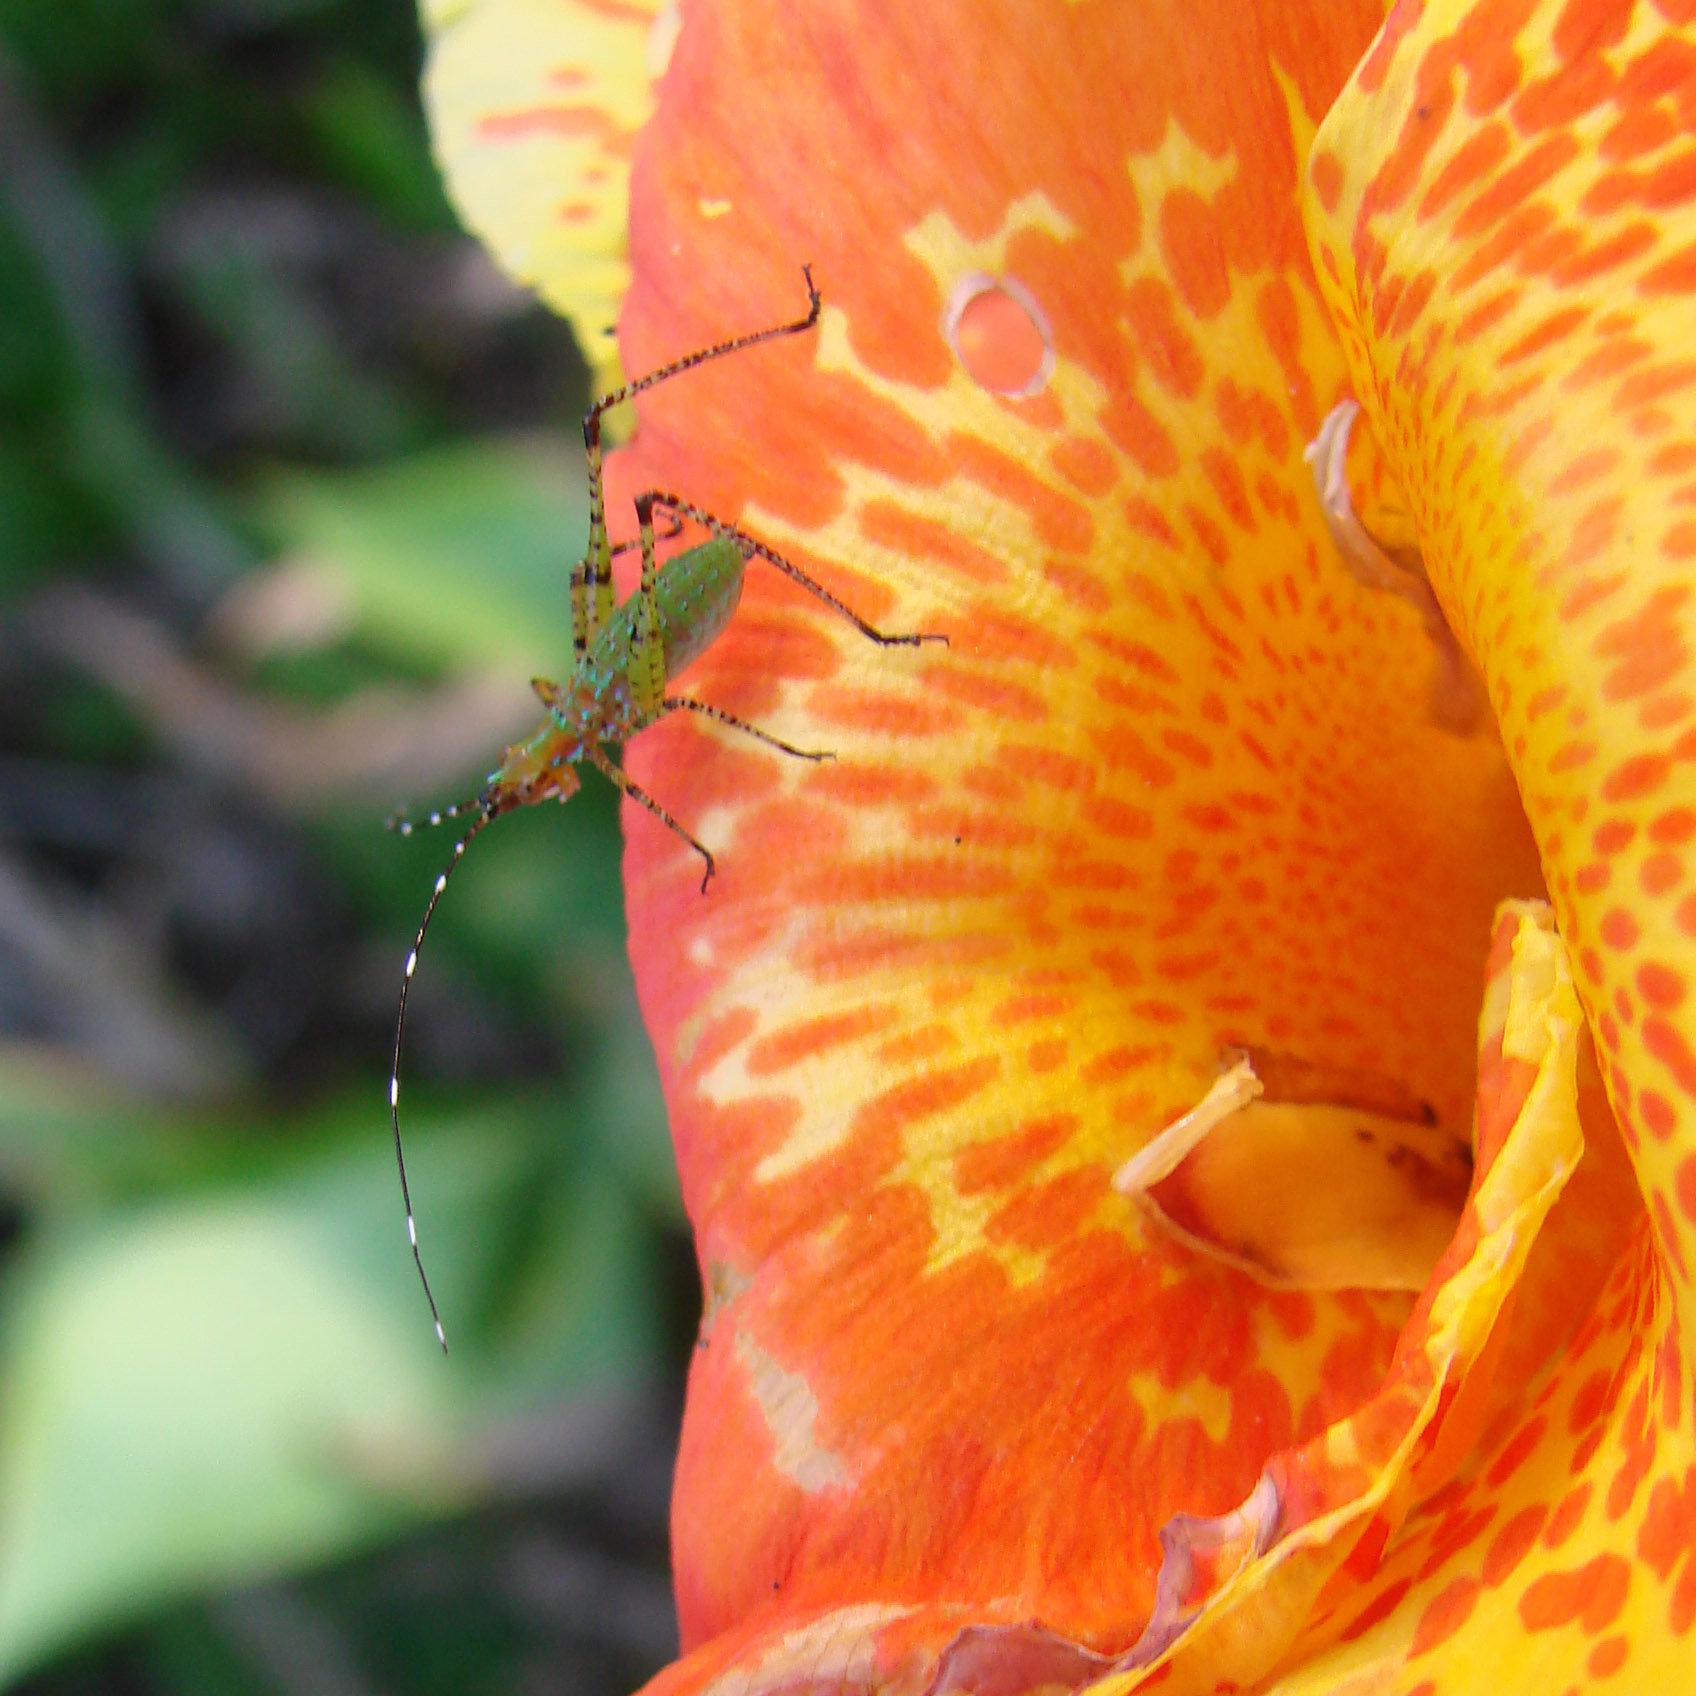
[[907, 194, 1078, 279], [885, 1120, 1053, 1290], [1129, 1372, 1238, 1451], [1121, 117, 1239, 231]]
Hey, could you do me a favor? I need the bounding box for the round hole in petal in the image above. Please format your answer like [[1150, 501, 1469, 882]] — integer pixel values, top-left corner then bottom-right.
[[941, 272, 1054, 398]]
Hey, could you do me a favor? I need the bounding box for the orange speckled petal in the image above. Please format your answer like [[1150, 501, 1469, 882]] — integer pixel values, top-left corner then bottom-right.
[[545, 0, 1657, 1688], [912, 901, 1587, 1696], [1302, 0, 1696, 1685], [420, 0, 668, 388]]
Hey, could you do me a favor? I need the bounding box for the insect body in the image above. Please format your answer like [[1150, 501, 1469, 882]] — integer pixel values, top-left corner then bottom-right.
[[390, 268, 945, 1347]]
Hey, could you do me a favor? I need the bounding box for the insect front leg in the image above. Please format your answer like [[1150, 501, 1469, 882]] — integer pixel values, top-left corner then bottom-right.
[[576, 267, 820, 661], [587, 743, 716, 892]]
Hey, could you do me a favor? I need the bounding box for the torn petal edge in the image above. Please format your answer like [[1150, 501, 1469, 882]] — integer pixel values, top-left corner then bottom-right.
[[1122, 1473, 1282, 1668]]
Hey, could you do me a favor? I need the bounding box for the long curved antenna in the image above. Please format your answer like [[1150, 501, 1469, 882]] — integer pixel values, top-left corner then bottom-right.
[[389, 802, 497, 1351]]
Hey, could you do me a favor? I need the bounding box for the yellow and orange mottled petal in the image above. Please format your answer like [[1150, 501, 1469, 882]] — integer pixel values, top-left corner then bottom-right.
[[1302, 0, 1696, 1684], [421, 0, 669, 389], [536, 1, 1643, 1689], [909, 901, 1588, 1696]]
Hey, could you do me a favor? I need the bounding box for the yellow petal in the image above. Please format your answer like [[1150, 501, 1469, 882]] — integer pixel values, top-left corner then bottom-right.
[[421, 0, 670, 389]]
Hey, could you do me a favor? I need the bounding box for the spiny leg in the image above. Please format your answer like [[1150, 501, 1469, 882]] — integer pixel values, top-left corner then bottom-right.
[[628, 491, 671, 722], [665, 696, 834, 762], [390, 802, 500, 1350], [588, 742, 716, 892], [639, 492, 948, 649], [579, 267, 821, 656], [571, 514, 686, 660], [609, 508, 682, 558]]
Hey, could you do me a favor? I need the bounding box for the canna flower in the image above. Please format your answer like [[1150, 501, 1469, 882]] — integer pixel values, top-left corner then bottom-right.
[[422, 1, 1696, 1691]]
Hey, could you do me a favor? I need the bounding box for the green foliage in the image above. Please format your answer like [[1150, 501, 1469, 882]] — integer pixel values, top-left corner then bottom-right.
[[0, 0, 680, 1690], [259, 436, 591, 674]]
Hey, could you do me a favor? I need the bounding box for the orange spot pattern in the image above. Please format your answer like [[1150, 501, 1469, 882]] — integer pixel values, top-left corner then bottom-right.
[[1305, 18, 1696, 1685], [488, 0, 1679, 1687], [1309, 0, 1696, 1330], [427, 0, 1696, 1688]]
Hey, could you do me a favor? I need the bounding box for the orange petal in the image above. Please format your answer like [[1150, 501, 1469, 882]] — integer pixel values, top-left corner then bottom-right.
[[546, 0, 1637, 1688]]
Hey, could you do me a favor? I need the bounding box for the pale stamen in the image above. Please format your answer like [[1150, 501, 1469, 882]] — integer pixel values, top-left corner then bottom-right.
[[1113, 1054, 1264, 1195]]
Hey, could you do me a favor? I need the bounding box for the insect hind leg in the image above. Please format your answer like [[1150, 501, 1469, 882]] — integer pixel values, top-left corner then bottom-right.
[[570, 511, 688, 661], [638, 492, 948, 649], [608, 508, 683, 559], [664, 696, 834, 762], [577, 268, 821, 660]]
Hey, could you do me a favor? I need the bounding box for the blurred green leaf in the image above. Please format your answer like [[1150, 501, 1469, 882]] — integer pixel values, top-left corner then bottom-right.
[[0, 0, 172, 100], [0, 1103, 662, 1684], [0, 1, 673, 1689], [443, 794, 627, 966], [257, 437, 588, 673], [303, 55, 457, 231], [167, 232, 417, 462], [574, 985, 680, 1224], [0, 1047, 188, 1206]]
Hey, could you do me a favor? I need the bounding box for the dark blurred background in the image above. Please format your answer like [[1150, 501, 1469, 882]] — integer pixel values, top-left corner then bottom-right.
[[0, 1, 693, 1692]]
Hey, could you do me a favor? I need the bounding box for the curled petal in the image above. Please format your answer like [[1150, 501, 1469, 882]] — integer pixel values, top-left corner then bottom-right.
[[1302, 0, 1696, 1679], [1000, 903, 1586, 1696]]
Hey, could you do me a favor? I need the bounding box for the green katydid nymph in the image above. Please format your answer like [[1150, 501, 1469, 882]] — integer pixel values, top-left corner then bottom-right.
[[388, 268, 946, 1347]]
